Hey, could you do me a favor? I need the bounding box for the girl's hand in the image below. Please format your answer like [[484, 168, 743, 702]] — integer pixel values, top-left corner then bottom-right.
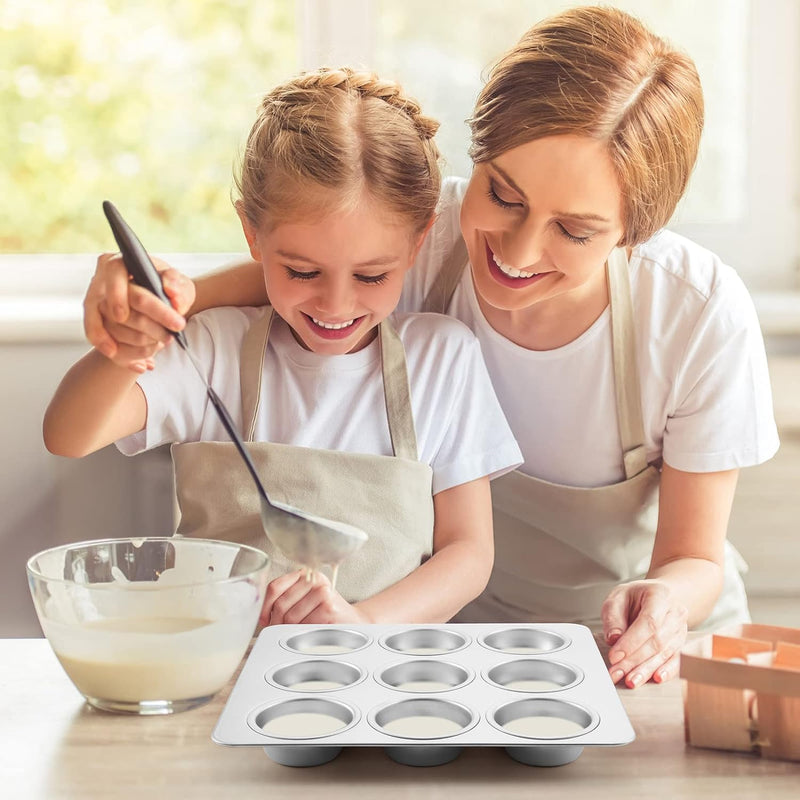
[[260, 569, 371, 626], [601, 579, 689, 688], [84, 252, 194, 373]]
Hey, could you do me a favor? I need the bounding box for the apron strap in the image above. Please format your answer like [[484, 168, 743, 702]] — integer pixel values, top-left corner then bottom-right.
[[606, 248, 649, 479], [238, 307, 419, 460], [379, 319, 419, 461], [240, 307, 275, 442], [422, 234, 469, 313]]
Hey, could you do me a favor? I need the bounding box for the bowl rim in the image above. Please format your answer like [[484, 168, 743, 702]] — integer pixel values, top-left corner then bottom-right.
[[25, 536, 270, 589]]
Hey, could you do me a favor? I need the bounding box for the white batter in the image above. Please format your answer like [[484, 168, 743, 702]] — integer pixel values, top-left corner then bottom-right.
[[49, 616, 241, 702], [261, 712, 347, 738]]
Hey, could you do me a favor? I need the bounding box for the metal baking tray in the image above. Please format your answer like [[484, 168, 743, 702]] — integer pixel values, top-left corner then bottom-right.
[[213, 623, 635, 767]]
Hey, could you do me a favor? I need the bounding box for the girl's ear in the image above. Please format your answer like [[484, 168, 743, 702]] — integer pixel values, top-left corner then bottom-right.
[[235, 201, 262, 261], [411, 214, 437, 261]]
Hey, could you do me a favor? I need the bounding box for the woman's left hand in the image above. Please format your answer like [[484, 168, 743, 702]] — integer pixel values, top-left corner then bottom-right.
[[601, 579, 689, 688], [260, 569, 370, 626]]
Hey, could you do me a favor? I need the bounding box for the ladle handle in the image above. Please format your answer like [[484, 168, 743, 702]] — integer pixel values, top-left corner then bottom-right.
[[102, 200, 189, 350], [102, 200, 271, 506], [205, 386, 270, 504]]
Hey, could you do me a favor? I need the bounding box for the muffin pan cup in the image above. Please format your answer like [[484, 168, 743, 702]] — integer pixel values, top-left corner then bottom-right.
[[213, 623, 635, 767]]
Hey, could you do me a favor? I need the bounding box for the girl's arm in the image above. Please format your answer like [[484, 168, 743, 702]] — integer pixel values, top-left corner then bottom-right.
[[358, 475, 495, 622], [43, 349, 148, 458], [260, 475, 495, 625], [600, 463, 739, 687]]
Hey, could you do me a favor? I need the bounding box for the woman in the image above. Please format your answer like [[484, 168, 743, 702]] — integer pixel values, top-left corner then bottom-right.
[[84, 6, 778, 688]]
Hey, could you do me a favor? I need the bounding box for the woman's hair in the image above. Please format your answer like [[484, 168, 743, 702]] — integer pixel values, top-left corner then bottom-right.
[[235, 67, 441, 237], [469, 6, 704, 245]]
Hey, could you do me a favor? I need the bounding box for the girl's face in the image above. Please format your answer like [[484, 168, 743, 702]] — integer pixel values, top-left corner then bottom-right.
[[239, 192, 427, 355], [460, 135, 626, 314]]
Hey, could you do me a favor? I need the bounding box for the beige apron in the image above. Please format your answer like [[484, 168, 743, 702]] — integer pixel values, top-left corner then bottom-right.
[[424, 240, 750, 631], [171, 307, 434, 603]]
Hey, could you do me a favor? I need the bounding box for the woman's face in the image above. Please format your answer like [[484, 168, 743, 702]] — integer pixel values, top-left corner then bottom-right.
[[460, 135, 626, 314]]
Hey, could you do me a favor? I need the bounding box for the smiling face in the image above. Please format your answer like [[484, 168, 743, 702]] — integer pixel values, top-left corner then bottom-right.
[[239, 192, 426, 355], [460, 135, 625, 316]]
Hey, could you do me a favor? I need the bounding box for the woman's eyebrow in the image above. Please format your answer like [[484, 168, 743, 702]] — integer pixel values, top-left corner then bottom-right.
[[490, 163, 528, 200], [554, 211, 612, 223], [491, 163, 612, 224]]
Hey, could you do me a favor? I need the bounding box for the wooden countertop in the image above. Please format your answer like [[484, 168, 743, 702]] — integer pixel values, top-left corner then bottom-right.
[[1, 639, 797, 799]]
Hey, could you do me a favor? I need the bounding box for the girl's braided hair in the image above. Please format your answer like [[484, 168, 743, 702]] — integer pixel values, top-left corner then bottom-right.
[[236, 67, 441, 236]]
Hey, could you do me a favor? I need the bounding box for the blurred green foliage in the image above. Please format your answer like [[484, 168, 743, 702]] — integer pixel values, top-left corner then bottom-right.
[[0, 0, 296, 253]]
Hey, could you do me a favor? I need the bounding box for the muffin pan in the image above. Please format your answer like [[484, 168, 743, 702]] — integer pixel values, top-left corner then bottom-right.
[[213, 623, 634, 767]]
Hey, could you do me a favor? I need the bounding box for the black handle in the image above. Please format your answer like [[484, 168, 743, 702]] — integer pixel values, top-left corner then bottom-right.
[[102, 200, 188, 349], [206, 387, 269, 503], [102, 200, 270, 506]]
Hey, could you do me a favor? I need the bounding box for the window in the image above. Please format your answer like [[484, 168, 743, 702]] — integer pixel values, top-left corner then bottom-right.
[[1, 0, 295, 253], [2, 0, 798, 296]]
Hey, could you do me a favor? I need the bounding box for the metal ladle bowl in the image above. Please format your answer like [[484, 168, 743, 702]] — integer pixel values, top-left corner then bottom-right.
[[262, 497, 368, 570]]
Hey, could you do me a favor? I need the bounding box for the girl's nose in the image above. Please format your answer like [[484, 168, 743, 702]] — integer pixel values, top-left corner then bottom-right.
[[314, 276, 354, 317]]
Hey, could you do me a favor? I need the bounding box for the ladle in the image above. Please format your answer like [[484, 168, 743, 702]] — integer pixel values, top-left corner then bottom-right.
[[102, 201, 368, 580]]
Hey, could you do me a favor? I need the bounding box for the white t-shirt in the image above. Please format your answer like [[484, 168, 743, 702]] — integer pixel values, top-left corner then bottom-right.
[[397, 177, 779, 487], [117, 308, 523, 495]]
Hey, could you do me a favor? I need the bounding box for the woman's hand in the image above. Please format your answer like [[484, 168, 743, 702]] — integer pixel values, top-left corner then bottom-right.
[[84, 252, 195, 373], [601, 578, 689, 688], [601, 466, 738, 688], [260, 569, 371, 626]]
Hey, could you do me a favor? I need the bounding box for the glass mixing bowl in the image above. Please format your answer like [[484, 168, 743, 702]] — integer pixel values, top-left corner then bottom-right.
[[27, 537, 269, 715]]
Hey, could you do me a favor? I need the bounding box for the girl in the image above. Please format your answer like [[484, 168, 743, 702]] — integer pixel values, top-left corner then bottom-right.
[[44, 67, 522, 627], [80, 8, 779, 687]]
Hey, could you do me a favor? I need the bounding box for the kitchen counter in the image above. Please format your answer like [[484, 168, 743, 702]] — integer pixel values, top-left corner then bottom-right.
[[1, 639, 797, 799]]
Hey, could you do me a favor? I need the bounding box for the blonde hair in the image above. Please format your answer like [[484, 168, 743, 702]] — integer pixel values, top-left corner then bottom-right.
[[469, 6, 704, 245], [236, 67, 441, 237]]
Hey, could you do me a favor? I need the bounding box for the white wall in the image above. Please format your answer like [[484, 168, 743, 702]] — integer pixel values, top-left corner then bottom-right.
[[0, 340, 174, 637]]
